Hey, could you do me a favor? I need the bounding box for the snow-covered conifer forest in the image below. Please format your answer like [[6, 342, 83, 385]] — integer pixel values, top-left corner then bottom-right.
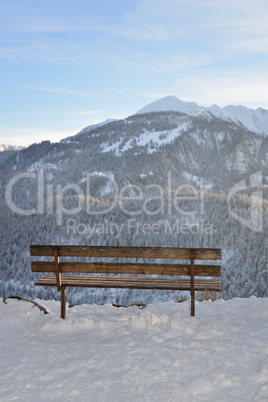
[[0, 97, 267, 306]]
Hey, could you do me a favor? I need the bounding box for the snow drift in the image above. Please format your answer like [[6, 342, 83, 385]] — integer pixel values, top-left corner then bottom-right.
[[1, 297, 268, 401]]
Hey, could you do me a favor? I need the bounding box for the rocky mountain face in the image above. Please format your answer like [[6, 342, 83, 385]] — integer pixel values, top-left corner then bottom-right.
[[0, 99, 267, 305]]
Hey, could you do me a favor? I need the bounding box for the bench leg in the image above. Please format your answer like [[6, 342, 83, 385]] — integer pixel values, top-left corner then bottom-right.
[[61, 287, 66, 319], [191, 290, 195, 317], [190, 250, 195, 317]]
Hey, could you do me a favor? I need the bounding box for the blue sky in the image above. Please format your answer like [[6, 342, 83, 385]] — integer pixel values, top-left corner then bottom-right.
[[1, 0, 268, 146]]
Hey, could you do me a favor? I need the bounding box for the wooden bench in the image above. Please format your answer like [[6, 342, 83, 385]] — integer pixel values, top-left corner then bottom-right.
[[30, 245, 222, 319]]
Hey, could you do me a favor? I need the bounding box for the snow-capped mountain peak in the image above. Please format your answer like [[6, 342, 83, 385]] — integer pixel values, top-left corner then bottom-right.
[[135, 96, 268, 136], [213, 104, 268, 135], [135, 95, 204, 116]]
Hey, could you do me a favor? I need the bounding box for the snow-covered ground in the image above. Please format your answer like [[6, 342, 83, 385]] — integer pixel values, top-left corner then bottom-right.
[[1, 297, 268, 401]]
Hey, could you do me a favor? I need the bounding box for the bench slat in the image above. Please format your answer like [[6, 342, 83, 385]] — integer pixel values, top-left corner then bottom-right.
[[31, 261, 221, 277], [34, 275, 221, 292], [30, 245, 221, 260]]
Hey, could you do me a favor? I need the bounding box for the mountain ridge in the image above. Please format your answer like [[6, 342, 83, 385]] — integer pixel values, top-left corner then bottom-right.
[[0, 144, 24, 152], [135, 95, 268, 137]]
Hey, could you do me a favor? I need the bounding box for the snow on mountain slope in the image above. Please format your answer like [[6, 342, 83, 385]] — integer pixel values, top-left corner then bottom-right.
[[136, 96, 268, 136], [208, 104, 268, 135], [135, 95, 206, 116], [101, 118, 191, 155]]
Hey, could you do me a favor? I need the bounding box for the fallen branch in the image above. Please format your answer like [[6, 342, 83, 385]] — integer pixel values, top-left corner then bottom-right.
[[112, 302, 146, 309], [3, 296, 49, 315], [47, 287, 58, 301]]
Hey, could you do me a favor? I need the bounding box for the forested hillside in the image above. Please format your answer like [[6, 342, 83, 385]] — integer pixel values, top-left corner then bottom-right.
[[0, 111, 267, 305]]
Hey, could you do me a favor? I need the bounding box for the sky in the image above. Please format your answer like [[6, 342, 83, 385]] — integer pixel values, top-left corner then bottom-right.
[[1, 0, 268, 147]]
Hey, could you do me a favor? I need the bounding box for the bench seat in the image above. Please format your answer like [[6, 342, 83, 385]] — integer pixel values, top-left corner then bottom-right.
[[35, 275, 221, 291]]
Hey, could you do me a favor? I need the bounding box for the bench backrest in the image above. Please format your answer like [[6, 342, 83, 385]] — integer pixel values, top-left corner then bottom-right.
[[30, 245, 221, 277]]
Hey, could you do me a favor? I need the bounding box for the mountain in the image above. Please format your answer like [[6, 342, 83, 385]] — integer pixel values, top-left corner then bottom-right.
[[0, 101, 267, 306], [0, 144, 23, 165], [208, 104, 268, 136], [136, 96, 268, 136], [0, 144, 23, 152], [135, 96, 205, 116], [61, 119, 117, 143]]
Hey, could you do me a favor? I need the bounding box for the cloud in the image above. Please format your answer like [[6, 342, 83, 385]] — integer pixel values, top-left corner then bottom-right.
[[21, 85, 94, 97], [131, 66, 268, 110], [132, 90, 173, 99], [0, 2, 110, 63], [171, 69, 268, 109], [231, 37, 268, 53], [118, 0, 268, 54], [69, 110, 103, 116], [1, 0, 268, 129], [0, 1, 98, 34]]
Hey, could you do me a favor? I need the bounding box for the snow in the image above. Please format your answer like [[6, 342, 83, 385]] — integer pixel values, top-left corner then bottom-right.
[[28, 162, 58, 172], [183, 172, 212, 190], [102, 121, 190, 156], [135, 95, 204, 116], [100, 180, 115, 196], [139, 171, 154, 178], [90, 171, 114, 178], [235, 147, 249, 173], [1, 297, 268, 401], [135, 96, 268, 136], [213, 105, 268, 136], [102, 139, 123, 155]]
